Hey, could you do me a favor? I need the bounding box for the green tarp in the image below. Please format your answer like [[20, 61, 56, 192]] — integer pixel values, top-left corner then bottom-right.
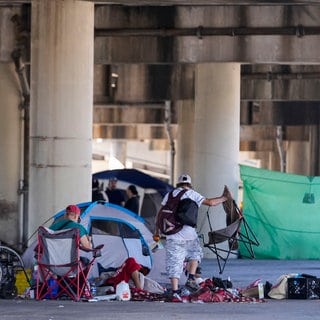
[[239, 164, 320, 259]]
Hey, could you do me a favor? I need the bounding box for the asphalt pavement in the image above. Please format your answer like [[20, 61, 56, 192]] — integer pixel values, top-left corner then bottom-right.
[[2, 258, 320, 320]]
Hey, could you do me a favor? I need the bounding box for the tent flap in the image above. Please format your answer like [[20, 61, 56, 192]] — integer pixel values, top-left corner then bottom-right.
[[93, 169, 173, 197], [240, 165, 320, 259]]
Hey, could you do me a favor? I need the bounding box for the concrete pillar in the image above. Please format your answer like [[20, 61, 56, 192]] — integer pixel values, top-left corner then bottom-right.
[[110, 141, 127, 168], [177, 63, 240, 259], [286, 141, 310, 175], [0, 7, 18, 62], [309, 125, 319, 176], [0, 62, 22, 246], [176, 100, 195, 183], [0, 7, 24, 247], [29, 0, 94, 241]]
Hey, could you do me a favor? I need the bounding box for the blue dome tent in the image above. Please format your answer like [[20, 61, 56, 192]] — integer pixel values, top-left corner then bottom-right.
[[22, 201, 168, 284]]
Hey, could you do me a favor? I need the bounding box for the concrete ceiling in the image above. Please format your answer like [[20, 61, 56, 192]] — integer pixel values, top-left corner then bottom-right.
[[2, 0, 320, 159], [92, 1, 320, 5], [1, 0, 319, 5]]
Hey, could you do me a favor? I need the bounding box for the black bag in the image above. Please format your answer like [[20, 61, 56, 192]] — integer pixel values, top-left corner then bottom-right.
[[156, 189, 187, 235], [176, 198, 198, 227]]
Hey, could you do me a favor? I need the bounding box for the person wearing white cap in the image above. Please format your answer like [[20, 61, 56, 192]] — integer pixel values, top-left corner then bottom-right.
[[157, 174, 227, 302]]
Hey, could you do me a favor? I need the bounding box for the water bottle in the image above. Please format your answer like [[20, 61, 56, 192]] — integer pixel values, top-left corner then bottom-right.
[[90, 282, 97, 297], [258, 282, 264, 299], [31, 263, 38, 287]]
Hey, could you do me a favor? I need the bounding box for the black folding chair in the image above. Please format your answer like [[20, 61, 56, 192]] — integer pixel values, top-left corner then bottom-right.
[[201, 186, 259, 274]]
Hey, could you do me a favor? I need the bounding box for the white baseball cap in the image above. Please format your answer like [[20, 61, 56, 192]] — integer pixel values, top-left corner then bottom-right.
[[178, 174, 192, 185]]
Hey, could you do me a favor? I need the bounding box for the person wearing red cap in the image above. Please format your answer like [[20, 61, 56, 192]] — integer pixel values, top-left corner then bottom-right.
[[50, 204, 92, 250]]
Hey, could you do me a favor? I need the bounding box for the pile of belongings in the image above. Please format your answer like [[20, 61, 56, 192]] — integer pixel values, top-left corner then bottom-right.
[[130, 277, 266, 303]]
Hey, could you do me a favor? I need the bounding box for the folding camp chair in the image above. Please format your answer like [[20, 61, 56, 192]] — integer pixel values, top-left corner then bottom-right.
[[36, 226, 103, 301], [201, 186, 259, 274]]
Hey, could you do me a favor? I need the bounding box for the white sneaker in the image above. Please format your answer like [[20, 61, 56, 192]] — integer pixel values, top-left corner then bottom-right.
[[171, 292, 183, 303]]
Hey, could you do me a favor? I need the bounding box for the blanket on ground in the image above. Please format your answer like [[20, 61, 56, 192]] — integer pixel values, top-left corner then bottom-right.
[[130, 279, 265, 303]]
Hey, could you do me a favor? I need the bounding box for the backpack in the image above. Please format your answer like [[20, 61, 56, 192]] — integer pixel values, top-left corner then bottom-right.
[[156, 189, 187, 235], [176, 198, 199, 227]]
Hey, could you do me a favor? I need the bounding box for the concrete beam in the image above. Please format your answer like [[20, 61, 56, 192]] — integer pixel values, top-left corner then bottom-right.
[[93, 103, 178, 124], [240, 140, 276, 152], [94, 64, 194, 101], [94, 5, 320, 64], [92, 1, 320, 4], [240, 125, 309, 141], [0, 1, 314, 4], [93, 123, 177, 139], [242, 78, 320, 101], [241, 101, 320, 125]]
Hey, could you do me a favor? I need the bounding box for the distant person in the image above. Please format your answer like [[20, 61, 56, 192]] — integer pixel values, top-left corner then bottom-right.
[[124, 185, 140, 214], [105, 177, 125, 206], [92, 179, 108, 202]]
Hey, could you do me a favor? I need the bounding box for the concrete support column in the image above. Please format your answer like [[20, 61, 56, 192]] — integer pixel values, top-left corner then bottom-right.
[[177, 63, 240, 258], [29, 0, 94, 241], [110, 141, 127, 168], [0, 7, 24, 247], [0, 63, 21, 246], [176, 100, 195, 183], [0, 7, 18, 62], [286, 141, 310, 175], [309, 125, 320, 176]]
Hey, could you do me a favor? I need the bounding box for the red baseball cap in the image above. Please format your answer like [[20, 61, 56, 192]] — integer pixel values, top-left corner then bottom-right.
[[66, 204, 81, 215]]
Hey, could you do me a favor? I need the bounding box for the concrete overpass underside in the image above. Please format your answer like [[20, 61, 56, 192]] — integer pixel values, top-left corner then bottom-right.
[[91, 3, 320, 174], [1, 0, 320, 248], [1, 1, 319, 173]]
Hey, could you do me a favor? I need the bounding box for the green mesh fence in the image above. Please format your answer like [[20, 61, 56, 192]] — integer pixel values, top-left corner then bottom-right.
[[239, 164, 320, 259]]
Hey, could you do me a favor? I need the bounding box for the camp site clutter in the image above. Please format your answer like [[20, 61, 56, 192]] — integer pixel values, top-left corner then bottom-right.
[[3, 166, 320, 302]]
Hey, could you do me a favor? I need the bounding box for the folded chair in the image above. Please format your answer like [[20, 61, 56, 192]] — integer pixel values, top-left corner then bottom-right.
[[36, 226, 103, 301], [202, 186, 259, 274]]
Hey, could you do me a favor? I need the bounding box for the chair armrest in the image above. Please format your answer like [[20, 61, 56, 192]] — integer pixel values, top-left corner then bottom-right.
[[92, 244, 104, 257], [80, 244, 104, 257]]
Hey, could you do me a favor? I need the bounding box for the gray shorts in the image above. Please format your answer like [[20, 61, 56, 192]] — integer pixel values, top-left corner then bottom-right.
[[165, 238, 203, 279]]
